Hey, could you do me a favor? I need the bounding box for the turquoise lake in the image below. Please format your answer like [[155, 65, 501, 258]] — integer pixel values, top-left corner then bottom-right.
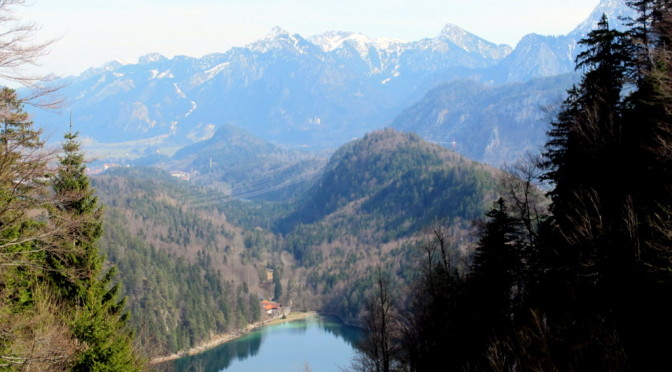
[[159, 315, 363, 372]]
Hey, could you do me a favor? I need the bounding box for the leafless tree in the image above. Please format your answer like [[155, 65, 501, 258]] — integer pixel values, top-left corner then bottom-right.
[[500, 153, 549, 247], [0, 0, 61, 108], [352, 268, 402, 372], [0, 285, 81, 371]]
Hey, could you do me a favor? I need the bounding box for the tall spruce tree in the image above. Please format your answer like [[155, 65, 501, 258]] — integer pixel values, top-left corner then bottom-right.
[[51, 129, 141, 371], [469, 198, 523, 327], [48, 129, 103, 301], [544, 15, 630, 246], [540, 14, 637, 369], [0, 87, 50, 256], [0, 86, 46, 297]]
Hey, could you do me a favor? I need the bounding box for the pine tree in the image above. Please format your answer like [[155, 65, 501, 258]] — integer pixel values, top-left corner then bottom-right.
[[461, 198, 524, 369], [47, 128, 103, 301], [544, 15, 631, 246], [51, 129, 141, 371], [542, 15, 635, 310], [470, 198, 523, 319]]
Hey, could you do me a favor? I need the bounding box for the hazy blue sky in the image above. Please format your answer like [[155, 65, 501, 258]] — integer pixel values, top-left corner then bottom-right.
[[18, 0, 601, 77]]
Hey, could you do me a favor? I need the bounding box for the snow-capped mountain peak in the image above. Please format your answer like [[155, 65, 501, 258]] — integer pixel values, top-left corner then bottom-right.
[[138, 53, 167, 65], [78, 60, 127, 79], [437, 23, 469, 41], [248, 26, 313, 54]]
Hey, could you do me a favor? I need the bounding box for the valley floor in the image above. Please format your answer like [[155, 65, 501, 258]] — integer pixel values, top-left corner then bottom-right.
[[149, 311, 318, 365]]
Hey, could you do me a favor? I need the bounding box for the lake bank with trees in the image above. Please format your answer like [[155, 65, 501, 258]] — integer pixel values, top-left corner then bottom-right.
[[150, 310, 318, 365], [156, 314, 362, 372]]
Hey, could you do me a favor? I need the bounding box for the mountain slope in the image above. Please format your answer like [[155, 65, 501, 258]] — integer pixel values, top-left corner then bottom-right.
[[274, 129, 501, 322]]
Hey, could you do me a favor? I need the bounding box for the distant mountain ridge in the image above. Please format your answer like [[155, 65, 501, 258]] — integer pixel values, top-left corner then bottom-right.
[[35, 22, 511, 147], [28, 0, 632, 164]]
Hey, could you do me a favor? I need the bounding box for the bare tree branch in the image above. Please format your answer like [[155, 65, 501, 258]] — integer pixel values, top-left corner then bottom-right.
[[0, 0, 63, 109]]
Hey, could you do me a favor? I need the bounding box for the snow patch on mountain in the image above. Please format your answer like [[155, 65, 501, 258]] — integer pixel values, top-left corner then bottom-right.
[[150, 69, 174, 79], [185, 101, 197, 118], [309, 31, 404, 54], [173, 83, 187, 99], [205, 62, 230, 78], [189, 62, 231, 86]]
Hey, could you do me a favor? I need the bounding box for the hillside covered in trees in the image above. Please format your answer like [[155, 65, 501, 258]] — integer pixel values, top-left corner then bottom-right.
[[353, 2, 672, 371]]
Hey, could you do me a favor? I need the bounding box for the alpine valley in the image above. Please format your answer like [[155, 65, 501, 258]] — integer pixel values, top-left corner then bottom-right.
[[12, 0, 640, 364]]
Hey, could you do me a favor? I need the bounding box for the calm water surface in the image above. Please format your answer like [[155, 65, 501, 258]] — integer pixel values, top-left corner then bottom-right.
[[160, 315, 363, 372]]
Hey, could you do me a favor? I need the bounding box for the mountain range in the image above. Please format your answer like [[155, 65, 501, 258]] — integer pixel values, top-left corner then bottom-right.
[[28, 0, 632, 166]]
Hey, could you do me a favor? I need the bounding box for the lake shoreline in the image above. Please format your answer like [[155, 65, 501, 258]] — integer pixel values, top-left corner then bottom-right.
[[149, 310, 318, 365]]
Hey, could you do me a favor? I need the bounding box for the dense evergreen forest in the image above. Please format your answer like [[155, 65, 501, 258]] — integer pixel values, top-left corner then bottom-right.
[[353, 2, 672, 371]]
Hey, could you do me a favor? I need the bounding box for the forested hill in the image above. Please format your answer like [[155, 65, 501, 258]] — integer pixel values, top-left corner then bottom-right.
[[280, 128, 498, 244], [275, 128, 501, 322]]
